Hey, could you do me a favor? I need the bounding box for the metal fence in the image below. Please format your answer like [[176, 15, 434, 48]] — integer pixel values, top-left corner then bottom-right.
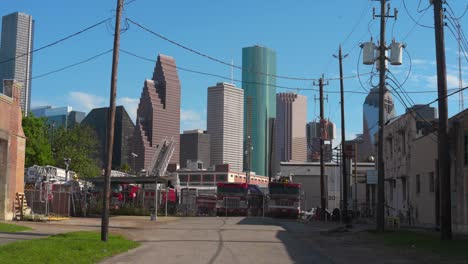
[[24, 186, 83, 217]]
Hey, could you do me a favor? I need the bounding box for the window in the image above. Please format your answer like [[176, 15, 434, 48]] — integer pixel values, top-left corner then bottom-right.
[[429, 172, 435, 192], [190, 174, 201, 182], [216, 174, 227, 182], [389, 182, 393, 201], [465, 135, 468, 165], [402, 178, 407, 201], [401, 132, 406, 154], [179, 174, 188, 182], [416, 174, 421, 194], [387, 138, 393, 158], [203, 174, 214, 183]]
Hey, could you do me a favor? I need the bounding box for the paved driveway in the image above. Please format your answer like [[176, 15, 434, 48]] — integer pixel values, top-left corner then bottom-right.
[[101, 217, 332, 264]]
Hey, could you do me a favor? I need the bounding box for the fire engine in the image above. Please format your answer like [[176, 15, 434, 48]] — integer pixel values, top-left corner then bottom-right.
[[216, 182, 264, 216], [267, 177, 301, 218]]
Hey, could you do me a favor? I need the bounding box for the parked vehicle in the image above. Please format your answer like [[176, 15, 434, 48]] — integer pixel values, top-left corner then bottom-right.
[[216, 183, 264, 216], [267, 177, 301, 218]]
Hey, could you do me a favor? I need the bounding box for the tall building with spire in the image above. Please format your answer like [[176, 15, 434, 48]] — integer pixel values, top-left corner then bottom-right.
[[242, 45, 277, 176], [0, 12, 34, 115], [133, 54, 181, 171]]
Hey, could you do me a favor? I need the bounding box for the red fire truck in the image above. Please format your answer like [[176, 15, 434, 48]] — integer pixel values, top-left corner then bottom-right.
[[216, 183, 264, 216], [267, 178, 301, 218]]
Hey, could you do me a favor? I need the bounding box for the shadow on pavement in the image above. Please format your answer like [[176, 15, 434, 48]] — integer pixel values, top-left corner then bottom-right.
[[236, 217, 333, 264]]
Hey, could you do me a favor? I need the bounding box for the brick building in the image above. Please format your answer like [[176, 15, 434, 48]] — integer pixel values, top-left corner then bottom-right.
[[133, 54, 181, 171], [0, 80, 25, 220]]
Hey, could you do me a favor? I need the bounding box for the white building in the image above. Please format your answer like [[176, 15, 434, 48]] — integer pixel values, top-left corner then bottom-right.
[[207, 82, 244, 172], [0, 12, 34, 115], [280, 161, 375, 212]]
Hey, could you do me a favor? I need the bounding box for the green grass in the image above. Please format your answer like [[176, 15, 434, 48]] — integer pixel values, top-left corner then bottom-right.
[[0, 231, 139, 264], [0, 222, 32, 233], [371, 230, 468, 261]]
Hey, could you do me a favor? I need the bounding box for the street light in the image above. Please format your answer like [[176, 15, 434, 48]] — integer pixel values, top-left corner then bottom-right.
[[64, 158, 71, 181], [131, 152, 138, 174]]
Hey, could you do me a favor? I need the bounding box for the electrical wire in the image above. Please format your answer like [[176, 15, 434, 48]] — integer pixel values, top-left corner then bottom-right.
[[120, 49, 372, 95], [445, 1, 468, 20], [15, 49, 113, 82], [402, 5, 432, 42], [126, 18, 371, 83], [0, 18, 110, 65], [417, 0, 432, 13], [402, 0, 434, 29]]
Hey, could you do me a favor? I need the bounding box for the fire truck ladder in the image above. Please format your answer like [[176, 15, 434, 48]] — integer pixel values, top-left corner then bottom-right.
[[148, 137, 175, 177]]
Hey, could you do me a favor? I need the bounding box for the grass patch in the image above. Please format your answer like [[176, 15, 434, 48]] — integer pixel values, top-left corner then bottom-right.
[[0, 231, 139, 264], [0, 222, 32, 233], [371, 230, 468, 261]]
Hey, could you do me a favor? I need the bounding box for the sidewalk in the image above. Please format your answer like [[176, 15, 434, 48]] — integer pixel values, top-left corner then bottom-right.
[[0, 216, 178, 245]]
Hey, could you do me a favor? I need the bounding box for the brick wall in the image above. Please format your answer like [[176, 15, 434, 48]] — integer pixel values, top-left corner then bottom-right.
[[0, 80, 26, 220]]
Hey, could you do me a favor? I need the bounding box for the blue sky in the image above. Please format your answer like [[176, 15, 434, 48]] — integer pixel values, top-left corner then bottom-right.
[[2, 0, 467, 143]]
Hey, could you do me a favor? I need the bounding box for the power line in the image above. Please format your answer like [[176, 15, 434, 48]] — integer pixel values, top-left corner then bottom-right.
[[121, 49, 455, 95], [31, 49, 113, 80], [120, 49, 372, 94], [402, 0, 434, 29], [126, 18, 371, 82], [0, 18, 110, 65], [446, 1, 468, 20]]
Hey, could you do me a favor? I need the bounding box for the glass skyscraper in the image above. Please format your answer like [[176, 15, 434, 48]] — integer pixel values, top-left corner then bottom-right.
[[0, 12, 34, 116], [242, 45, 277, 176]]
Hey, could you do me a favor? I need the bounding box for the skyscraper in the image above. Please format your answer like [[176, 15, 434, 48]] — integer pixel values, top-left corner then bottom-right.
[[348, 86, 396, 162], [133, 54, 181, 172], [180, 129, 210, 169], [242, 46, 277, 176], [81, 106, 135, 169], [306, 120, 336, 162], [0, 12, 34, 115], [207, 82, 244, 172], [275, 93, 307, 172], [31, 105, 85, 128]]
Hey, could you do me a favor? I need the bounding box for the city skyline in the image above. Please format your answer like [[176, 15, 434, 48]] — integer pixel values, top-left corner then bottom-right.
[[1, 1, 466, 143]]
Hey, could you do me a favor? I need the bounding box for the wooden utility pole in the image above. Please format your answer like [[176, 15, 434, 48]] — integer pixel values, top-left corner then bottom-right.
[[334, 45, 349, 224], [268, 118, 276, 182], [432, 0, 452, 240], [376, 0, 386, 233], [314, 75, 329, 210], [354, 144, 358, 212], [101, 0, 123, 242]]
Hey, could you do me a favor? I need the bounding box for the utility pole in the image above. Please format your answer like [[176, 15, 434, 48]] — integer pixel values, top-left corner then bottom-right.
[[268, 118, 276, 182], [354, 144, 358, 212], [375, 0, 388, 233], [432, 0, 452, 240], [334, 45, 349, 225], [101, 0, 123, 242], [245, 136, 253, 184], [313, 75, 329, 211]]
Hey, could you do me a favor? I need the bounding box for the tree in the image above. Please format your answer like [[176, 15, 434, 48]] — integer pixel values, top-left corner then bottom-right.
[[52, 124, 101, 178], [22, 115, 55, 167], [120, 163, 131, 173]]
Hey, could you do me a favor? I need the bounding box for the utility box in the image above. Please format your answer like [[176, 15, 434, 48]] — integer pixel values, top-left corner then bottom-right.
[[362, 42, 376, 65], [390, 40, 404, 65]]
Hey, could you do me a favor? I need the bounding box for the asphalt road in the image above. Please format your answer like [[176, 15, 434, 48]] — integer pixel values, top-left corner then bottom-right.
[[101, 217, 332, 264]]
